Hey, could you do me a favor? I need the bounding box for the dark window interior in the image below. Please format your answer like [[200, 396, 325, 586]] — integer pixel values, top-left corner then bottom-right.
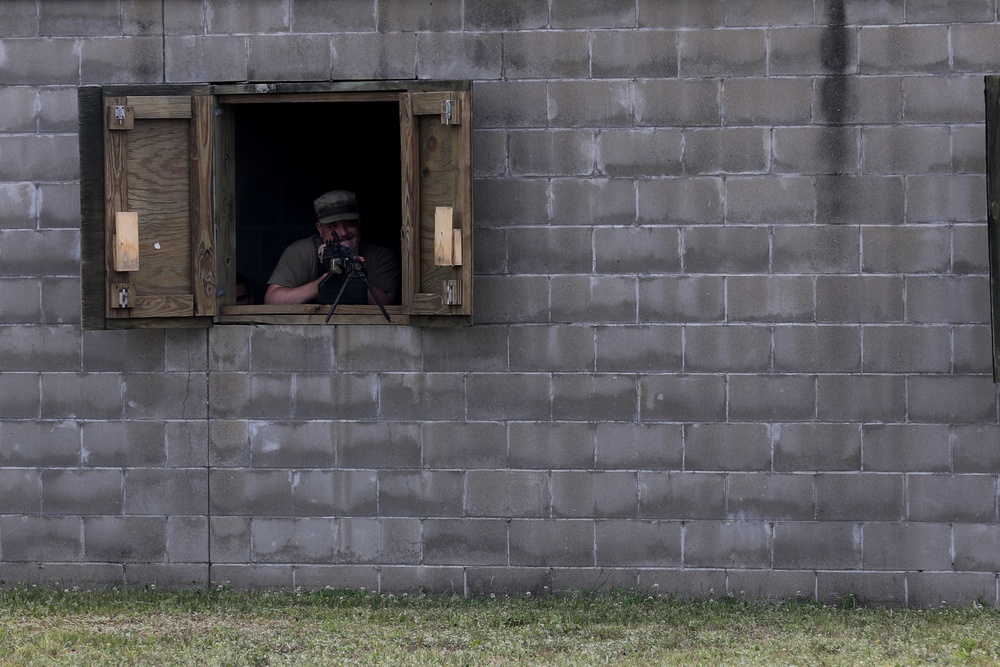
[[232, 101, 402, 304]]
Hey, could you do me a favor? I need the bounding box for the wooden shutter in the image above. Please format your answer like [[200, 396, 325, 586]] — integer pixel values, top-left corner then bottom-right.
[[400, 88, 473, 317], [103, 94, 215, 322], [986, 76, 1000, 381]]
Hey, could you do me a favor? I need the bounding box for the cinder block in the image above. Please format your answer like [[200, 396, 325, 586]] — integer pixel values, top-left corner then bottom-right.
[[42, 469, 122, 515], [816, 275, 904, 322], [551, 567, 639, 594], [475, 275, 550, 324], [729, 375, 816, 422], [475, 178, 548, 228], [293, 565, 379, 592], [0, 420, 79, 466], [337, 422, 421, 469], [635, 79, 720, 127], [165, 329, 207, 372], [0, 372, 39, 418], [903, 75, 984, 123], [292, 470, 377, 517], [551, 0, 635, 28], [250, 327, 335, 372], [953, 126, 985, 175], [906, 174, 986, 224], [416, 32, 503, 80], [685, 228, 770, 274], [464, 0, 549, 30], [0, 469, 40, 514], [210, 469, 294, 517], [124, 564, 208, 590], [166, 516, 208, 563], [547, 80, 633, 127], [684, 127, 769, 175], [594, 226, 681, 274], [0, 326, 79, 372], [0, 516, 82, 562], [862, 226, 949, 274], [638, 0, 725, 27], [596, 520, 681, 567], [474, 227, 506, 275], [591, 30, 676, 78], [859, 25, 950, 74], [813, 76, 904, 126], [41, 372, 122, 420], [815, 473, 904, 520], [552, 471, 637, 518], [862, 325, 951, 373], [769, 27, 858, 75], [208, 326, 250, 372], [863, 127, 951, 175], [906, 0, 994, 22], [508, 226, 593, 274], [293, 373, 378, 420], [207, 373, 250, 420], [684, 423, 769, 471], [595, 422, 683, 470], [725, 1, 815, 26], [511, 325, 592, 373], [82, 421, 164, 467], [954, 424, 1000, 474], [953, 24, 1000, 72], [815, 175, 904, 225], [164, 35, 248, 83], [475, 80, 547, 129], [423, 518, 507, 565], [466, 372, 549, 421], [907, 474, 996, 523], [40, 0, 120, 36], [773, 325, 862, 373], [597, 129, 683, 178], [82, 329, 164, 372], [684, 324, 770, 372], [550, 275, 637, 324], [728, 277, 816, 324], [728, 473, 814, 521], [291, 0, 376, 31], [376, 0, 461, 31], [638, 568, 727, 600], [0, 182, 36, 230], [251, 518, 336, 564], [954, 524, 1000, 572], [818, 0, 903, 26], [209, 564, 293, 591], [84, 516, 167, 562], [816, 374, 906, 423], [0, 135, 79, 183], [329, 32, 416, 80], [639, 275, 726, 323], [773, 225, 859, 274], [773, 127, 859, 175], [638, 177, 723, 225], [249, 421, 336, 469], [640, 374, 727, 422], [908, 375, 997, 424], [466, 566, 552, 595], [725, 176, 813, 224], [465, 470, 549, 518], [507, 129, 595, 176], [684, 520, 771, 568], [379, 373, 465, 421], [0, 279, 41, 323], [42, 277, 81, 325], [596, 325, 682, 372], [378, 470, 464, 517], [379, 566, 464, 594], [773, 423, 861, 471], [639, 471, 726, 519], [773, 521, 862, 569], [247, 35, 331, 82], [728, 569, 817, 603], [335, 517, 421, 564], [862, 522, 951, 571], [0, 38, 79, 85], [503, 31, 591, 79], [550, 178, 634, 231], [209, 516, 249, 564], [678, 28, 766, 77], [80, 37, 163, 85], [423, 421, 508, 469], [862, 424, 951, 473], [907, 572, 998, 608], [723, 77, 812, 125], [474, 130, 505, 178], [817, 571, 906, 608], [509, 421, 596, 470], [510, 519, 594, 566], [0, 1, 38, 37], [953, 224, 990, 275], [124, 372, 208, 420]]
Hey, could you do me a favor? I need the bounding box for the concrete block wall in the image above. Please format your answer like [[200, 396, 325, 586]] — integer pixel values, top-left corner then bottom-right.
[[0, 0, 999, 607]]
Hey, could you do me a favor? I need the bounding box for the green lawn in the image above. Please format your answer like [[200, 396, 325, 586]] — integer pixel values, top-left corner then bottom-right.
[[2, 587, 999, 665]]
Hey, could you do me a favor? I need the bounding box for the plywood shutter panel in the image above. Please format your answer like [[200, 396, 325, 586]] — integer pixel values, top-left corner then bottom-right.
[[103, 94, 215, 321], [401, 89, 473, 317]]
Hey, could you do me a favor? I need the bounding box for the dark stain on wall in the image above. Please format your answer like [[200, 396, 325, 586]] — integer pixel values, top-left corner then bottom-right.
[[819, 0, 852, 220]]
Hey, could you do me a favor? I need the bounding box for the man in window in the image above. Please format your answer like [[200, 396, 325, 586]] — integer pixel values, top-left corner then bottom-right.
[[264, 190, 400, 306]]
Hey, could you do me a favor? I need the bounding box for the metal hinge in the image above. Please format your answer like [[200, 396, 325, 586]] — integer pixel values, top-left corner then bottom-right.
[[111, 283, 132, 309], [443, 279, 462, 306]]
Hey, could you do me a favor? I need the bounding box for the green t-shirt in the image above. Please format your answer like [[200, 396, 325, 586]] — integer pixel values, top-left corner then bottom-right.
[[267, 236, 400, 303]]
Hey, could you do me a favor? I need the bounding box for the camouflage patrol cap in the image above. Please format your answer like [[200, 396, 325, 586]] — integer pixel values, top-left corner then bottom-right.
[[314, 190, 360, 224]]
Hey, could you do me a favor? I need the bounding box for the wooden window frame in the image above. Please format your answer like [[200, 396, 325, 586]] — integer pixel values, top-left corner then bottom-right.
[[80, 80, 473, 329], [985, 76, 1000, 381]]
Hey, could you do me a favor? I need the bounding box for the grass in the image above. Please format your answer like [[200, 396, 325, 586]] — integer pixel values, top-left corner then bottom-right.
[[1, 587, 1000, 665]]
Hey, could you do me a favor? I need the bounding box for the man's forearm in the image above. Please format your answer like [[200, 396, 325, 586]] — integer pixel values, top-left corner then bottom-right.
[[264, 276, 325, 304]]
